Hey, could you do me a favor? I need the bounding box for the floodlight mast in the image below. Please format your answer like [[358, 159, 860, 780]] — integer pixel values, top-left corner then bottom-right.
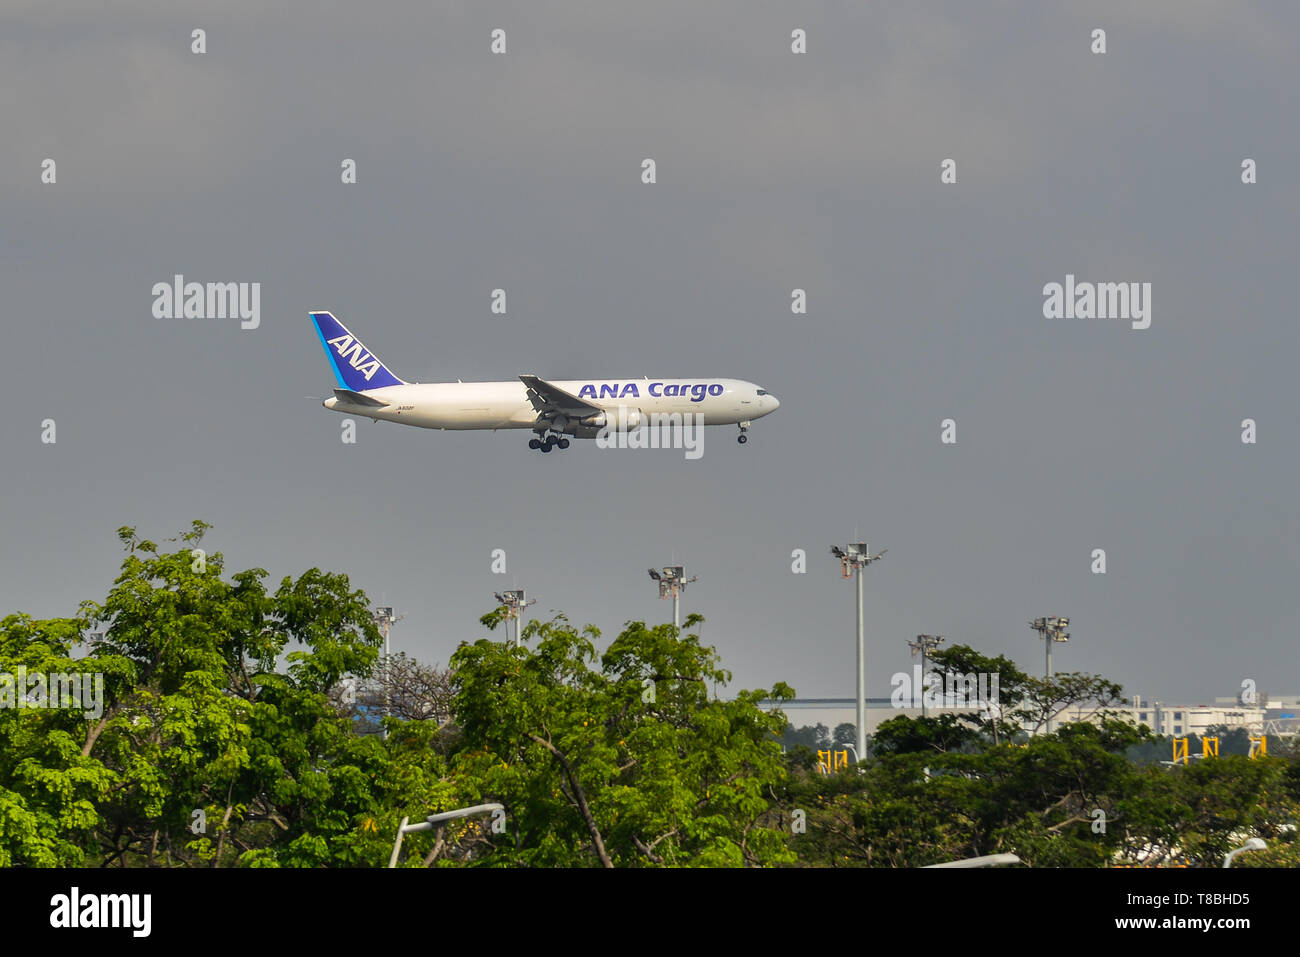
[[372, 606, 403, 739], [830, 543, 886, 765], [908, 634, 944, 718], [495, 590, 537, 648], [1028, 616, 1070, 733], [647, 565, 696, 632]]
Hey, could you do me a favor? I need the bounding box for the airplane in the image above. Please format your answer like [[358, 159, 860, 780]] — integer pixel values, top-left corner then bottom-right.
[[309, 311, 780, 452]]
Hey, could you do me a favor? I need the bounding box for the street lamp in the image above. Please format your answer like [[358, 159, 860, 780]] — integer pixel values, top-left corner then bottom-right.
[[924, 853, 1021, 868], [908, 634, 944, 717], [830, 543, 887, 767], [388, 803, 505, 867], [838, 742, 859, 767], [1029, 616, 1069, 733], [648, 565, 696, 632], [1223, 838, 1266, 868]]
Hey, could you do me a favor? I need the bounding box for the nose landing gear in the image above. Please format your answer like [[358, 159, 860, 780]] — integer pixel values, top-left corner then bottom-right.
[[737, 421, 750, 444]]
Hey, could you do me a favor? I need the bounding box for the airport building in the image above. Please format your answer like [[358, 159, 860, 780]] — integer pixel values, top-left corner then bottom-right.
[[771, 697, 995, 737], [772, 692, 1300, 740], [1055, 697, 1265, 737]]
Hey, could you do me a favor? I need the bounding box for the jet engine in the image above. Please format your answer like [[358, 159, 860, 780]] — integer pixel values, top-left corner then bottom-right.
[[560, 408, 644, 438]]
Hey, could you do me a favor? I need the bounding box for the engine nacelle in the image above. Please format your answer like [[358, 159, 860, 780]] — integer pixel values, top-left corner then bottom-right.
[[565, 408, 643, 438]]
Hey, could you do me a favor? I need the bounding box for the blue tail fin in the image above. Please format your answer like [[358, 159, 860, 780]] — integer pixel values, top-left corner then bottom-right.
[[309, 312, 405, 391]]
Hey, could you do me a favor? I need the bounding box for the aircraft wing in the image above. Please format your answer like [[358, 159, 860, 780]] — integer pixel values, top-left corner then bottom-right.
[[518, 375, 602, 418]]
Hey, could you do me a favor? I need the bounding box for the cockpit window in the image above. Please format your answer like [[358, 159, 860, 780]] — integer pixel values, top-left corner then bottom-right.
[[756, 389, 768, 395]]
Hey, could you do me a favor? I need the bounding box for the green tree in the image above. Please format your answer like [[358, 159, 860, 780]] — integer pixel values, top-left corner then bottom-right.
[[0, 523, 436, 867], [784, 718, 1157, 866], [448, 612, 795, 866], [781, 723, 830, 751], [832, 723, 856, 748]]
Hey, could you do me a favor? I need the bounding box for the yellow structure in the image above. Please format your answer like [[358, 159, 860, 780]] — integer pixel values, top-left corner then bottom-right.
[[816, 749, 851, 773], [1168, 735, 1270, 762]]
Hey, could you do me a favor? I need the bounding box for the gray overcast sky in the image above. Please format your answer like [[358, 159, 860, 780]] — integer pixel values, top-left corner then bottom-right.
[[3, 1, 1297, 704]]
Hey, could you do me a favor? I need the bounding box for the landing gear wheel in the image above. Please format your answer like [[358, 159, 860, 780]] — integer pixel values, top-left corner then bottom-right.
[[737, 434, 748, 444], [529, 438, 541, 450], [540, 440, 553, 452], [558, 438, 570, 450]]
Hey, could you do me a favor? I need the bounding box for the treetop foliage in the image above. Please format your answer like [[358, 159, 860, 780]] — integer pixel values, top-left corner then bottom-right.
[[1, 525, 1294, 868]]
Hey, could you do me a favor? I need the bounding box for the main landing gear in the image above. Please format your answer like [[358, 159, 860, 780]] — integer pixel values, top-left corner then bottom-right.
[[529, 433, 571, 453], [737, 422, 750, 444]]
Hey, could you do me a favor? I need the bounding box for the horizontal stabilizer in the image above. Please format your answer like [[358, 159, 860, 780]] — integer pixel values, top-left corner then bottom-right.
[[333, 388, 390, 408]]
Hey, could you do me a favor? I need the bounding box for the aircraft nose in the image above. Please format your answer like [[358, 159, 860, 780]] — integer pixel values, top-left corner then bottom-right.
[[767, 393, 780, 411]]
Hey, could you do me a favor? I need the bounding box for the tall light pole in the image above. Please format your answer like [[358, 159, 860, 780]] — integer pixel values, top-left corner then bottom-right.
[[1029, 616, 1069, 733], [495, 590, 536, 648], [648, 565, 696, 632], [373, 606, 403, 738], [830, 543, 887, 765], [908, 634, 944, 718]]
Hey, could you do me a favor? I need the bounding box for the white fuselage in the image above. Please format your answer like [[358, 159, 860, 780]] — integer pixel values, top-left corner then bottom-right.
[[322, 378, 779, 431]]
